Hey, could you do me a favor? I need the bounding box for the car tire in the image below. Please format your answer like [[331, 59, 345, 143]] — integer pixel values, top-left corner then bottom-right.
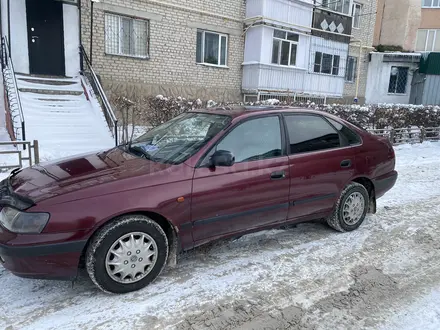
[[327, 182, 369, 232], [86, 215, 169, 294]]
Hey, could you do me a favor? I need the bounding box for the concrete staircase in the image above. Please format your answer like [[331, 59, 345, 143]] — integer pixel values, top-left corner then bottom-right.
[[16, 74, 114, 160]]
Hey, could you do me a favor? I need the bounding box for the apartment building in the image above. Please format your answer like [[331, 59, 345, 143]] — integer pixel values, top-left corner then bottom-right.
[[374, 0, 440, 52], [1, 0, 245, 102], [81, 0, 245, 101], [1, 0, 376, 103], [369, 0, 440, 105], [242, 0, 376, 104]]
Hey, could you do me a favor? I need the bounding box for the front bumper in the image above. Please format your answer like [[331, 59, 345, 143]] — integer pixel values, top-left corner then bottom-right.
[[0, 239, 87, 280]]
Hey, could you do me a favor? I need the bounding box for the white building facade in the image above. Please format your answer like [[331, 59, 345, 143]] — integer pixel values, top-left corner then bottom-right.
[[365, 52, 420, 104], [242, 0, 356, 102]]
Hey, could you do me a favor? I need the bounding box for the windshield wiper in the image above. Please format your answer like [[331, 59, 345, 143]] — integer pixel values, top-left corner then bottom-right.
[[128, 145, 161, 162]]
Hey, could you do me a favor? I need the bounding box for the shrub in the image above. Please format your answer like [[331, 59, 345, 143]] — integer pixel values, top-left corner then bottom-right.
[[110, 94, 440, 131]]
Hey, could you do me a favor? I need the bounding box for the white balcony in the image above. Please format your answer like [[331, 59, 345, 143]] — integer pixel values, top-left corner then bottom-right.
[[246, 0, 313, 30], [242, 63, 345, 97]]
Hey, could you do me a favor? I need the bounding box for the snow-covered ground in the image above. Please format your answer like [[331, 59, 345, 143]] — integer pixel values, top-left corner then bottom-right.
[[0, 142, 440, 329]]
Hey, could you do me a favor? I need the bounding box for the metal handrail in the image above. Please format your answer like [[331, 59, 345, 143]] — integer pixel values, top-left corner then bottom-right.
[[1, 36, 25, 142], [0, 140, 39, 170], [80, 45, 118, 145]]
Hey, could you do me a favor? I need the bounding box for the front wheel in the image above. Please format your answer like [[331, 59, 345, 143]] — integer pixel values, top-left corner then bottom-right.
[[86, 215, 169, 294], [327, 182, 369, 232]]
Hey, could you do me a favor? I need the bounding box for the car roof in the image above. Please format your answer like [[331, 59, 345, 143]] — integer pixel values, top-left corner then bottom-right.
[[190, 106, 328, 119]]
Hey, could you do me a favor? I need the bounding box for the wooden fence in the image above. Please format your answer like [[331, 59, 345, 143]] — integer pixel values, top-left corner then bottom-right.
[[368, 127, 440, 145]]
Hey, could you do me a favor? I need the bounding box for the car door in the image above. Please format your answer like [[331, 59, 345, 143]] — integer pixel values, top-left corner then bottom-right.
[[191, 115, 290, 245], [284, 114, 357, 220]]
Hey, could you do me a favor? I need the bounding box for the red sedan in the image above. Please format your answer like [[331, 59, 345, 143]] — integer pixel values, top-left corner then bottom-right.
[[0, 107, 397, 293]]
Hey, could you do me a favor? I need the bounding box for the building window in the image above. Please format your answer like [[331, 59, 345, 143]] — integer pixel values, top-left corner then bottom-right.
[[423, 0, 440, 8], [105, 13, 149, 58], [345, 56, 357, 82], [352, 3, 362, 28], [196, 30, 228, 66], [320, 0, 351, 15], [314, 52, 340, 76], [416, 29, 440, 52], [388, 67, 409, 94], [271, 30, 299, 66]]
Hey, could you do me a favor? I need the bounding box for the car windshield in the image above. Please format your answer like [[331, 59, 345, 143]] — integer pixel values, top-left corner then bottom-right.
[[127, 112, 231, 164]]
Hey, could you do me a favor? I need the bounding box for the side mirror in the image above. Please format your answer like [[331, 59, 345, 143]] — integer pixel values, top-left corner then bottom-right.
[[209, 150, 235, 167]]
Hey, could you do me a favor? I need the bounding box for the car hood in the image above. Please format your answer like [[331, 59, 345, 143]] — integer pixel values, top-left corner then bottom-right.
[[9, 147, 175, 204]]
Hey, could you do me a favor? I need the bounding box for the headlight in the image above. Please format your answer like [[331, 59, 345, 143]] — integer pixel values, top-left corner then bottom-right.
[[0, 207, 50, 234]]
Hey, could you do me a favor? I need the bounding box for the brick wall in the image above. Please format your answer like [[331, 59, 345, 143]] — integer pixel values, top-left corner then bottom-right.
[[343, 0, 377, 101], [81, 0, 245, 102]]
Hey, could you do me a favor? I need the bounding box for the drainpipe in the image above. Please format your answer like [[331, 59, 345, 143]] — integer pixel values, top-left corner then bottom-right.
[[90, 0, 100, 66], [349, 39, 363, 103]]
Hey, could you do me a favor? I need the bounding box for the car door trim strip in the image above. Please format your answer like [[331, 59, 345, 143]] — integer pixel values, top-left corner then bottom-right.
[[291, 193, 336, 206]]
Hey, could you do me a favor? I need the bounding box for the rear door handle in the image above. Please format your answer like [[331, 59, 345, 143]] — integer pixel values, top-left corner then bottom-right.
[[271, 170, 286, 180], [340, 160, 352, 168]]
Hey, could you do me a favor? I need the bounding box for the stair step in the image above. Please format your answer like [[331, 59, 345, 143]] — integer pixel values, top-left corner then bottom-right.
[[17, 78, 78, 86], [19, 88, 83, 96], [36, 98, 77, 102], [15, 73, 74, 80]]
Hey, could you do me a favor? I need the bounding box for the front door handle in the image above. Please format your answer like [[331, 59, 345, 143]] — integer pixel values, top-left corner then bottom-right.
[[271, 170, 286, 180], [340, 160, 352, 168]]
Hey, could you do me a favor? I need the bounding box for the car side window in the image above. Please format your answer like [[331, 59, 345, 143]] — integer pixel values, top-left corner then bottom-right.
[[285, 115, 341, 154], [206, 116, 282, 164], [326, 118, 361, 146]]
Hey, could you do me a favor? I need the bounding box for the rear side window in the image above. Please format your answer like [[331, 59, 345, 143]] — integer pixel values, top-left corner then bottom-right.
[[285, 115, 341, 154], [326, 118, 361, 146]]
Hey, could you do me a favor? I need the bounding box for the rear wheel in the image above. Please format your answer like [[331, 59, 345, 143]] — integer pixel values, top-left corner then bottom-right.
[[86, 215, 168, 294], [327, 182, 369, 232]]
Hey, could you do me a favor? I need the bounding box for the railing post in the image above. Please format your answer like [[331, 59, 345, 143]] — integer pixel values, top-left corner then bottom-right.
[[390, 128, 395, 144], [21, 122, 26, 150], [33, 140, 40, 164], [114, 121, 118, 146], [420, 127, 426, 143]]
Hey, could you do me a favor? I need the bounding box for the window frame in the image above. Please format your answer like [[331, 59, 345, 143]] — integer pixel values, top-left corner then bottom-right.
[[104, 12, 150, 59], [352, 2, 362, 28], [345, 56, 358, 82], [281, 113, 361, 156], [271, 29, 300, 67], [196, 30, 229, 67], [196, 114, 287, 167], [416, 29, 440, 52], [422, 0, 440, 8], [320, 0, 352, 15], [313, 52, 341, 76], [388, 66, 409, 95]]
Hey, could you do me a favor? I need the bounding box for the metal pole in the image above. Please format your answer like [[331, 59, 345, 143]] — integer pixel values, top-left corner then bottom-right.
[[33, 140, 40, 164], [21, 122, 26, 150], [114, 121, 118, 146], [7, 0, 11, 54], [90, 0, 94, 66], [79, 0, 83, 71]]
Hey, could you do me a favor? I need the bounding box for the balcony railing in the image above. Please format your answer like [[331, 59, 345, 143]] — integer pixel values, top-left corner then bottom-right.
[[242, 63, 345, 97], [312, 8, 352, 43]]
